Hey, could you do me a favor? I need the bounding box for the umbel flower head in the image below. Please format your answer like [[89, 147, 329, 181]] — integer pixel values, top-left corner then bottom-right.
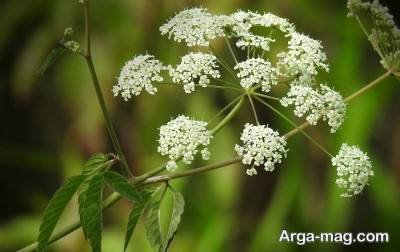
[[347, 0, 400, 74], [168, 52, 220, 93], [278, 32, 329, 81], [281, 84, 346, 133], [332, 143, 374, 197], [158, 115, 212, 171], [235, 123, 287, 175], [160, 8, 226, 47], [234, 58, 278, 92], [228, 11, 294, 51], [113, 54, 165, 100]]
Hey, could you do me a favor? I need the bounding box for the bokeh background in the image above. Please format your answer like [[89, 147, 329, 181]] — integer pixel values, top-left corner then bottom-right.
[[0, 0, 399, 251]]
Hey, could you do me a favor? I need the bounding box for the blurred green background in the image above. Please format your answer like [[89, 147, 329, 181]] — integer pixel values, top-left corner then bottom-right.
[[0, 0, 399, 251]]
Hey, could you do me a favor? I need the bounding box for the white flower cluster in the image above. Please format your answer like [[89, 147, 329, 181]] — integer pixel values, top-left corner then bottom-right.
[[347, 0, 399, 72], [369, 0, 396, 27], [160, 8, 226, 47], [229, 11, 294, 51], [64, 41, 80, 53], [234, 58, 278, 92], [278, 32, 329, 81], [158, 115, 212, 171], [347, 0, 371, 17], [168, 52, 220, 93], [62, 27, 80, 53], [64, 27, 74, 36], [281, 84, 346, 133], [235, 123, 287, 175], [332, 143, 373, 197], [113, 55, 165, 100]]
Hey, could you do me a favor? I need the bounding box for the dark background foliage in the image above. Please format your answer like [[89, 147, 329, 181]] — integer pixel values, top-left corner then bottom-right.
[[0, 0, 399, 251]]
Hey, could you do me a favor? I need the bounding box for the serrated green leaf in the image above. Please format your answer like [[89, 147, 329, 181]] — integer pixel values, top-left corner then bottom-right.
[[78, 178, 93, 239], [37, 175, 86, 252], [79, 153, 108, 238], [82, 153, 108, 176], [81, 173, 104, 252], [145, 186, 166, 252], [103, 171, 143, 203], [78, 181, 89, 239], [123, 191, 152, 251], [164, 191, 185, 252], [37, 46, 66, 75]]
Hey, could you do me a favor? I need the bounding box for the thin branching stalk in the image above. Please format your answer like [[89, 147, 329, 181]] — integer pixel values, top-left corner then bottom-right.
[[284, 70, 392, 138], [208, 44, 237, 78], [344, 70, 392, 102], [253, 92, 281, 101], [142, 156, 243, 185], [208, 94, 246, 125], [225, 37, 238, 64], [254, 96, 333, 157], [212, 78, 243, 89], [210, 97, 245, 135], [159, 82, 242, 92], [247, 94, 260, 125], [83, 0, 132, 177]]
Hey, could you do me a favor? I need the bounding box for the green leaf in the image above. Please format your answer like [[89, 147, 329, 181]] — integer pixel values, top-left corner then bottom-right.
[[78, 180, 90, 239], [145, 186, 166, 252], [103, 171, 143, 203], [37, 46, 66, 75], [37, 175, 86, 252], [123, 191, 152, 251], [81, 173, 104, 252], [82, 153, 108, 176], [164, 191, 185, 251], [79, 153, 108, 238]]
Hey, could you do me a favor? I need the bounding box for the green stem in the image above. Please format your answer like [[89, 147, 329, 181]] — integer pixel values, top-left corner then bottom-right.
[[83, 1, 131, 177], [208, 94, 245, 125], [208, 44, 237, 78], [159, 82, 242, 92], [205, 84, 241, 91], [225, 37, 238, 65], [85, 54, 131, 176], [132, 163, 169, 183], [142, 156, 242, 185], [253, 92, 281, 101], [355, 15, 385, 61], [210, 97, 244, 135], [344, 70, 391, 102], [247, 94, 259, 125], [284, 121, 310, 138], [84, 0, 90, 54], [212, 78, 242, 89], [283, 70, 392, 138], [254, 96, 333, 157]]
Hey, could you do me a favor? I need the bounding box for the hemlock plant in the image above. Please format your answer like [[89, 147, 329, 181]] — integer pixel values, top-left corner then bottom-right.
[[18, 0, 399, 251]]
